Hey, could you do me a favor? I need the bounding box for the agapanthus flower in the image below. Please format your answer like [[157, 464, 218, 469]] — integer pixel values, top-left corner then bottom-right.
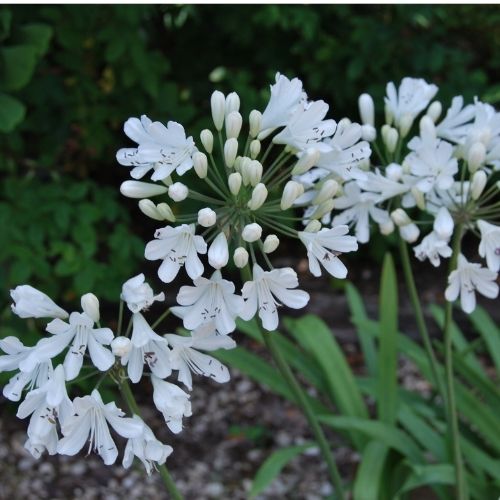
[[10, 285, 68, 319], [121, 273, 165, 313], [477, 220, 500, 272]]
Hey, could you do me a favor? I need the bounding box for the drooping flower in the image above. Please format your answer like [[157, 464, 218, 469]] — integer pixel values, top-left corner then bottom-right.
[[240, 264, 309, 331], [145, 224, 207, 283], [477, 220, 500, 272], [57, 389, 144, 465], [172, 270, 243, 335], [121, 273, 165, 313], [298, 226, 358, 278], [445, 254, 499, 313], [10, 285, 68, 320], [413, 231, 452, 267]]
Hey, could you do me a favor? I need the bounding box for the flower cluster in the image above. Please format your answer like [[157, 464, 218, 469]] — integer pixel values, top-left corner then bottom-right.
[[296, 77, 499, 313], [117, 73, 360, 332]]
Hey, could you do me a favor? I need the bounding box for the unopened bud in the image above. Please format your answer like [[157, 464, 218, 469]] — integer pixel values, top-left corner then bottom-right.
[[224, 138, 238, 168], [198, 207, 217, 227], [249, 140, 261, 159], [292, 148, 320, 175], [263, 234, 280, 254], [193, 151, 208, 178], [200, 129, 214, 154], [468, 142, 486, 173], [471, 170, 487, 200], [313, 179, 338, 205], [233, 247, 249, 268], [400, 223, 420, 243], [379, 219, 395, 235], [419, 115, 436, 140], [384, 104, 393, 125], [138, 199, 164, 221], [249, 110, 262, 138], [433, 207, 454, 239], [248, 160, 263, 186], [160, 176, 173, 187], [361, 124, 376, 142], [111, 336, 132, 358], [411, 187, 426, 211], [81, 293, 100, 323], [211, 90, 225, 131], [242, 223, 262, 243], [248, 183, 268, 210], [391, 208, 411, 227], [383, 127, 398, 154], [228, 172, 242, 195], [120, 180, 167, 199], [225, 111, 243, 139], [208, 232, 229, 269], [426, 101, 442, 123], [399, 113, 414, 138], [386, 163, 403, 182], [225, 92, 240, 115], [305, 220, 322, 232], [156, 203, 176, 222], [312, 199, 334, 220], [168, 182, 188, 202], [281, 181, 304, 210], [358, 93, 375, 127]]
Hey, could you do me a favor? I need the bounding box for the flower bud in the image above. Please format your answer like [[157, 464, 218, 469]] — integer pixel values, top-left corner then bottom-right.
[[200, 129, 214, 154], [386, 163, 403, 181], [228, 172, 242, 195], [225, 111, 243, 139], [198, 207, 217, 227], [313, 179, 338, 205], [263, 234, 279, 254], [156, 203, 176, 222], [471, 170, 487, 200], [242, 223, 262, 242], [361, 124, 376, 142], [138, 199, 164, 221], [248, 160, 263, 186], [426, 101, 442, 123], [311, 199, 334, 220], [81, 293, 100, 323], [249, 140, 261, 159], [468, 142, 486, 173], [281, 181, 304, 210], [391, 208, 411, 227], [292, 148, 320, 175], [249, 110, 262, 138], [410, 187, 426, 211], [379, 219, 395, 235], [400, 223, 420, 243], [224, 138, 238, 168], [305, 220, 322, 232], [168, 182, 188, 202], [358, 93, 375, 126], [225, 92, 240, 115], [384, 103, 393, 125], [193, 151, 208, 179], [399, 113, 414, 138], [161, 176, 173, 186], [120, 180, 167, 199], [248, 183, 268, 210], [111, 336, 132, 358], [208, 232, 229, 269], [419, 115, 436, 140], [383, 127, 398, 154], [233, 247, 249, 268], [433, 207, 454, 239], [211, 90, 225, 131]]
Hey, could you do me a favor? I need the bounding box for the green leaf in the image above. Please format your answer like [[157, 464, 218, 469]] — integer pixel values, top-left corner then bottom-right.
[[353, 441, 389, 500], [249, 443, 316, 498], [0, 7, 12, 41], [396, 464, 454, 496], [378, 253, 398, 424], [0, 45, 38, 91], [17, 23, 52, 56], [468, 306, 500, 375], [0, 93, 25, 132]]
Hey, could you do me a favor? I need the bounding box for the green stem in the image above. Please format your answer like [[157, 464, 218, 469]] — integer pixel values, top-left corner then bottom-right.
[[240, 267, 345, 499], [398, 237, 446, 401], [151, 308, 171, 330], [444, 224, 468, 500], [119, 379, 183, 500], [117, 300, 124, 336]]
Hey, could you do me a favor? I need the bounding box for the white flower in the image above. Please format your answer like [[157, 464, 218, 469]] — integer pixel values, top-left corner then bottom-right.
[[298, 226, 358, 278], [384, 77, 438, 127], [273, 100, 336, 152], [414, 231, 452, 267], [145, 224, 207, 283], [259, 73, 305, 139], [436, 96, 475, 144], [123, 416, 173, 475], [151, 376, 192, 434], [121, 273, 165, 313], [171, 271, 243, 335], [357, 168, 409, 202], [433, 207, 454, 240], [165, 323, 236, 390], [168, 182, 189, 202], [445, 254, 499, 313], [23, 312, 114, 380], [10, 285, 68, 320], [81, 293, 100, 323], [331, 181, 391, 243], [121, 313, 171, 383], [478, 220, 500, 272], [240, 264, 310, 331], [208, 232, 229, 270], [57, 389, 143, 465]]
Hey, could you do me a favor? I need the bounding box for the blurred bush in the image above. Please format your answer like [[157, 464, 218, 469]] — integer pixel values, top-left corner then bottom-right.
[[1, 4, 499, 310]]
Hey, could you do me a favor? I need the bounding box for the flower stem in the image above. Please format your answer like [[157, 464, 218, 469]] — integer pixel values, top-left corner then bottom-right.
[[443, 224, 468, 500], [119, 378, 183, 500], [397, 237, 446, 400]]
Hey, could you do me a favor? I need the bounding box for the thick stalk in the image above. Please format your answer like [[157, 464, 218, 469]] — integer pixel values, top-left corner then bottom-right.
[[119, 379, 183, 500], [398, 237, 446, 400], [240, 267, 345, 499], [443, 225, 468, 500]]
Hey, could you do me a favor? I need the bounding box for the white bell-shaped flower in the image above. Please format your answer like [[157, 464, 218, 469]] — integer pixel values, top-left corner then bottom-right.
[[10, 285, 68, 320], [121, 273, 165, 313]]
